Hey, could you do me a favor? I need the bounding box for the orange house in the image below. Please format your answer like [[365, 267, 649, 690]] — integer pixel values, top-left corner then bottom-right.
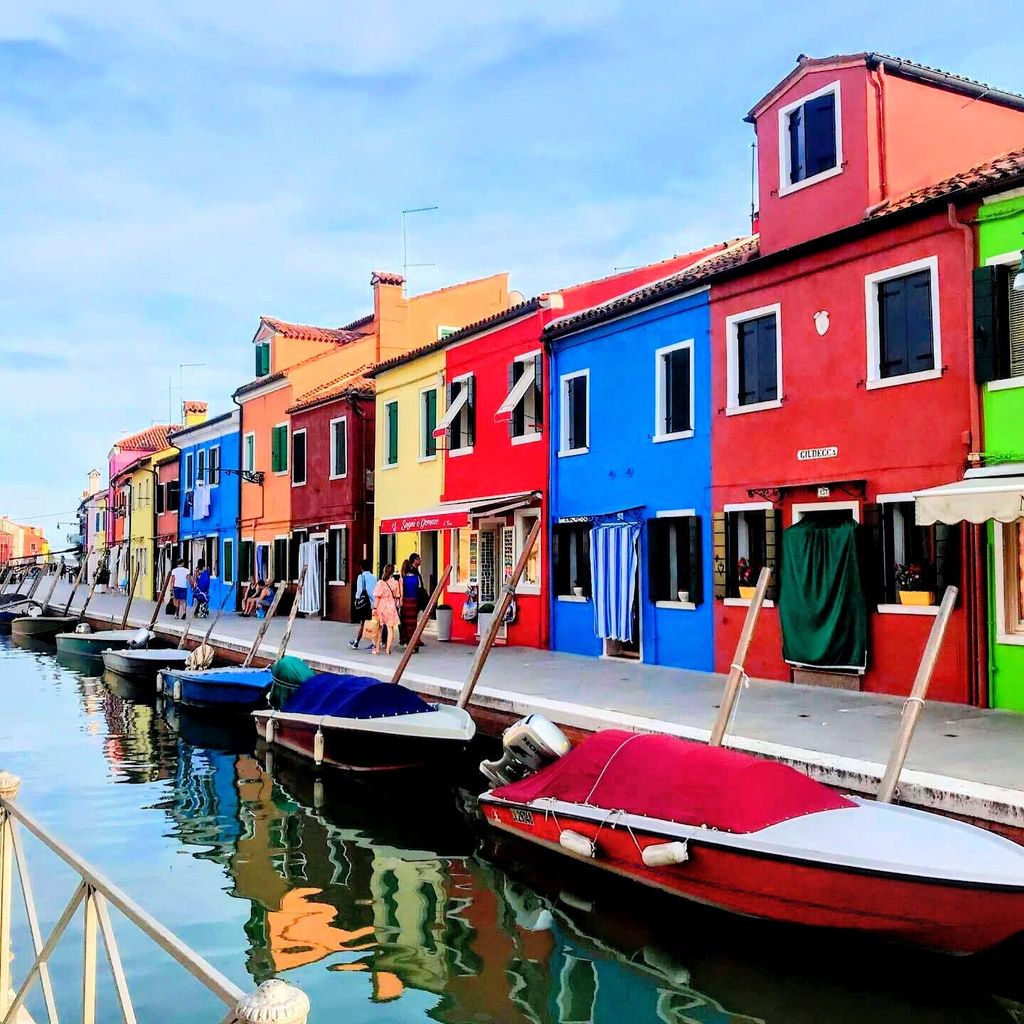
[[234, 270, 510, 589]]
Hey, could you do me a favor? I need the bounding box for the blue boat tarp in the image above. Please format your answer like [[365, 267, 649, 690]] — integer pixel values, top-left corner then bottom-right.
[[283, 673, 435, 720], [178, 668, 272, 691]]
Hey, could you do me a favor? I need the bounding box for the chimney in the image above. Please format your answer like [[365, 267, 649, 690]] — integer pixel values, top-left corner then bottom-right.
[[87, 469, 101, 496], [182, 400, 208, 427], [370, 270, 406, 362]]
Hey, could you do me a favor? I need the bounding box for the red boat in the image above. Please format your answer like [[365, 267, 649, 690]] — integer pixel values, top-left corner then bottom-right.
[[479, 727, 1024, 954]]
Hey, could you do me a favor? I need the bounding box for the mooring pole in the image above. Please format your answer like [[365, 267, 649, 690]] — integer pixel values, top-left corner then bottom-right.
[[40, 558, 65, 613], [274, 566, 308, 663], [877, 586, 959, 804], [243, 582, 287, 667], [148, 569, 174, 630], [709, 566, 772, 747], [119, 561, 142, 629], [392, 565, 452, 684]]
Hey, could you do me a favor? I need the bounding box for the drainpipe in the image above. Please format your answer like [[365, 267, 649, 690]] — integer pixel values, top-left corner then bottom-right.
[[868, 65, 889, 210], [231, 391, 248, 591], [543, 335, 557, 653], [351, 394, 370, 615]]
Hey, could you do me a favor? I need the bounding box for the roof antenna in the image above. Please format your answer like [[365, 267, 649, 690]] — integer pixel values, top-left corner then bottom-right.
[[750, 139, 758, 232], [402, 206, 438, 280]]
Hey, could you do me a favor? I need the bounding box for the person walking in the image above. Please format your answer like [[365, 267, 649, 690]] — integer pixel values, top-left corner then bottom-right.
[[371, 563, 401, 656], [190, 558, 211, 617], [170, 559, 190, 619], [349, 559, 377, 650], [399, 554, 426, 651]]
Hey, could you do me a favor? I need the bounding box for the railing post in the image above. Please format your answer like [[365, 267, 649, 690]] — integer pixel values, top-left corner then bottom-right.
[[232, 978, 310, 1024], [0, 771, 21, 1017]]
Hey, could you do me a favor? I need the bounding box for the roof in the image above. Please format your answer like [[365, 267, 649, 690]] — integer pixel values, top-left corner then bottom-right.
[[113, 425, 177, 452], [340, 312, 374, 331], [260, 317, 366, 346], [182, 400, 207, 414], [371, 270, 405, 286], [288, 365, 376, 412], [169, 409, 238, 441], [154, 452, 180, 468], [233, 370, 286, 399], [748, 52, 1024, 121]]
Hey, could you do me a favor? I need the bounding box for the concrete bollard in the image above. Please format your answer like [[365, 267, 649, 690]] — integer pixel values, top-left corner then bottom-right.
[[0, 772, 20, 803], [233, 978, 310, 1023]]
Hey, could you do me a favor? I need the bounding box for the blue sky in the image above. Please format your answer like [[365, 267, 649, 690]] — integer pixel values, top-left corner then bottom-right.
[[1, 2, 1022, 534]]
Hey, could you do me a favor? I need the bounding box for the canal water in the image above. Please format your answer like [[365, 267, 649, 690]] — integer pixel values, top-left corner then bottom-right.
[[1, 637, 1024, 1023]]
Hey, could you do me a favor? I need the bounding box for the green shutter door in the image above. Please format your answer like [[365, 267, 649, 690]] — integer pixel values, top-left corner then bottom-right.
[[425, 390, 437, 457], [387, 403, 398, 465]]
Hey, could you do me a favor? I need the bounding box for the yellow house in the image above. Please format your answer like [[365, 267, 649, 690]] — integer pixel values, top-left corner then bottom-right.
[[371, 349, 447, 586]]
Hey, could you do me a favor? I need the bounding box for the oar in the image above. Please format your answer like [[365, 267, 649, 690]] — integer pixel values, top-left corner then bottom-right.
[[39, 558, 64, 613], [392, 565, 452, 684], [118, 561, 142, 629], [457, 519, 541, 710], [709, 565, 772, 747], [147, 569, 174, 631], [274, 566, 308, 663], [877, 586, 959, 804], [242, 582, 287, 667]]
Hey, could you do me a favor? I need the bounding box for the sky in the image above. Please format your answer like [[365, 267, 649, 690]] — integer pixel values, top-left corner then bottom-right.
[[1, 2, 1022, 537]]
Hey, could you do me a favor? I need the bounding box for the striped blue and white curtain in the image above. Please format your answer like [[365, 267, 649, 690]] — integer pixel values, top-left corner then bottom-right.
[[297, 541, 322, 614], [255, 545, 266, 582], [590, 523, 640, 642]]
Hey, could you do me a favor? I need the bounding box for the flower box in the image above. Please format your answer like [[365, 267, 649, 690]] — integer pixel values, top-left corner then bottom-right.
[[899, 590, 935, 607]]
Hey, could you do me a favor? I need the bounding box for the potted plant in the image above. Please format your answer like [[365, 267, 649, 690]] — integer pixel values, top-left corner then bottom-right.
[[895, 563, 935, 606], [737, 558, 757, 600], [435, 602, 453, 642], [572, 580, 584, 598], [477, 602, 495, 636], [677, 589, 690, 604]]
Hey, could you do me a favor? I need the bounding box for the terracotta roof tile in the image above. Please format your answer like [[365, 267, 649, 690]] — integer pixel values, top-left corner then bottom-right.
[[233, 370, 286, 399], [114, 425, 177, 452], [340, 312, 375, 331], [371, 271, 405, 286], [288, 364, 376, 412], [261, 317, 365, 345], [182, 400, 207, 414]]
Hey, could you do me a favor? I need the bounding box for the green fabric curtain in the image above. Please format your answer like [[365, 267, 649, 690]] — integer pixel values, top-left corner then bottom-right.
[[779, 517, 868, 670]]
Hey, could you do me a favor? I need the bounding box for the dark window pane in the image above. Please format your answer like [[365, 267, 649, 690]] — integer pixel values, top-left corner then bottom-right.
[[511, 361, 525, 437], [569, 376, 587, 449], [804, 93, 837, 177], [665, 348, 691, 434], [879, 270, 933, 379], [737, 314, 777, 405], [788, 105, 804, 183]]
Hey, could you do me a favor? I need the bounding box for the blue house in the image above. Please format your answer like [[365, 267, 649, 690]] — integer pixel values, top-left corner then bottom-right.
[[170, 410, 241, 612], [544, 278, 715, 670]]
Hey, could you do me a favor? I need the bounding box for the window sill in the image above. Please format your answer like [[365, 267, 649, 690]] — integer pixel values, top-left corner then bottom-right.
[[416, 454, 438, 463], [996, 632, 1024, 648], [777, 163, 843, 196], [865, 368, 942, 391], [381, 462, 399, 471], [447, 583, 468, 593], [329, 473, 348, 481], [655, 600, 697, 611], [877, 603, 939, 617], [987, 377, 1024, 393], [725, 399, 782, 417], [291, 481, 307, 488], [273, 470, 289, 477], [448, 446, 474, 459], [515, 585, 542, 596], [511, 432, 544, 446], [329, 581, 347, 587], [723, 597, 775, 608], [653, 429, 694, 444], [558, 447, 589, 458], [557, 594, 589, 603]]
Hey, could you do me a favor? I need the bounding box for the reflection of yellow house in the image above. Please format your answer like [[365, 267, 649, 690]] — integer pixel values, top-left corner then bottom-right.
[[371, 349, 446, 579]]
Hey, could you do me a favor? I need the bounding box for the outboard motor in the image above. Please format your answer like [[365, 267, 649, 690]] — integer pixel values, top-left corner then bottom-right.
[[74, 622, 92, 635], [127, 628, 154, 650], [480, 714, 571, 787]]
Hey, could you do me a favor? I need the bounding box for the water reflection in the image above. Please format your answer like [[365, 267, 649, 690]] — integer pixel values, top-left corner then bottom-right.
[[5, 638, 1024, 1023]]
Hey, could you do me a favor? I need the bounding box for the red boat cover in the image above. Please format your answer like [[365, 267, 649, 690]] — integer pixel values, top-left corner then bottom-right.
[[492, 730, 854, 834]]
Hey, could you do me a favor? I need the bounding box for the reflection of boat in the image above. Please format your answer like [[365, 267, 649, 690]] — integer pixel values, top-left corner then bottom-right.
[[162, 700, 255, 753], [10, 613, 77, 640], [55, 629, 151, 659], [56, 649, 106, 676], [103, 647, 192, 683], [253, 672, 475, 772], [160, 666, 273, 710], [480, 728, 1024, 955]]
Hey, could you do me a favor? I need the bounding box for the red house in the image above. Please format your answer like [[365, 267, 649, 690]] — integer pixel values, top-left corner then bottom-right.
[[154, 454, 180, 592], [286, 367, 376, 621], [710, 54, 1024, 702]]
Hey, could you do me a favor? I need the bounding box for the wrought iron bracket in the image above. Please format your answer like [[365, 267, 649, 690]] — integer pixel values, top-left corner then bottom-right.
[[746, 487, 781, 504], [222, 468, 264, 486]]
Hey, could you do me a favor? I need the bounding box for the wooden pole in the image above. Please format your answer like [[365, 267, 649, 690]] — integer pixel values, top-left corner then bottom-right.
[[148, 568, 174, 630], [243, 582, 287, 667], [62, 554, 89, 615], [200, 584, 236, 647], [0, 565, 11, 595], [392, 565, 452, 684], [274, 567, 308, 663], [25, 564, 46, 601], [119, 561, 142, 630], [709, 566, 772, 747], [176, 594, 200, 650], [40, 559, 64, 612], [877, 585, 959, 804], [457, 519, 541, 711]]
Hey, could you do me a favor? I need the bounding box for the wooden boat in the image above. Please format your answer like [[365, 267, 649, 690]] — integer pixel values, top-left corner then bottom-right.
[[478, 728, 1024, 955], [253, 671, 476, 772], [0, 601, 42, 631], [159, 666, 273, 710], [10, 614, 77, 641], [102, 647, 192, 682], [54, 628, 152, 659]]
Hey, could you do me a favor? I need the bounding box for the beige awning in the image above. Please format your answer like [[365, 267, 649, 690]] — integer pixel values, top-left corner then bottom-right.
[[914, 467, 1024, 525]]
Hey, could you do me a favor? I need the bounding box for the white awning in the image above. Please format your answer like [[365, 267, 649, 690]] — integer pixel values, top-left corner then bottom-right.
[[914, 467, 1024, 525], [494, 362, 537, 421], [433, 386, 468, 437]]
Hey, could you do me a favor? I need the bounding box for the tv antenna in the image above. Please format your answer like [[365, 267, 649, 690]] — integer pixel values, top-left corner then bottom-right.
[[402, 205, 438, 278]]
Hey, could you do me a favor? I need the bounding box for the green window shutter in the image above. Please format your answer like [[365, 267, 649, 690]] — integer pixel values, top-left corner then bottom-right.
[[270, 427, 280, 472], [387, 403, 398, 464], [972, 265, 1005, 384], [425, 390, 437, 457], [260, 343, 271, 376], [688, 515, 703, 605], [255, 344, 262, 377], [712, 512, 727, 599], [764, 508, 779, 602]]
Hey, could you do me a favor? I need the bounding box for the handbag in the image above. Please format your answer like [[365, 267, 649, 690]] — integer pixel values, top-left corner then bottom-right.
[[461, 597, 478, 621]]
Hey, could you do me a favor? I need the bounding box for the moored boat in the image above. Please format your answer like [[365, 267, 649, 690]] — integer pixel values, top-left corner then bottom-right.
[[10, 614, 77, 641], [159, 666, 273, 710], [478, 726, 1024, 955], [0, 601, 42, 631], [55, 628, 152, 659], [253, 671, 476, 772], [102, 647, 192, 682]]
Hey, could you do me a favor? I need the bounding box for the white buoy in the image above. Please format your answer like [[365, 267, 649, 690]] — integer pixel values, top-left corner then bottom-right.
[[172, 679, 182, 702], [265, 717, 276, 744], [641, 841, 689, 867], [155, 674, 164, 694], [559, 830, 596, 858]]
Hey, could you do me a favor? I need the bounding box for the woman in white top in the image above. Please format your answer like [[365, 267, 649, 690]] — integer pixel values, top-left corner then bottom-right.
[[348, 559, 378, 650]]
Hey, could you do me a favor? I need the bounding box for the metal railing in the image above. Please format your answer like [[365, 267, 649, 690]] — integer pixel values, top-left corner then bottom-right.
[[0, 772, 310, 1024]]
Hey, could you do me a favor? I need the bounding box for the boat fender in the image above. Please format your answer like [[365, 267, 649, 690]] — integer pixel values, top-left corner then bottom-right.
[[75, 623, 92, 634], [264, 748, 274, 776], [313, 726, 324, 766], [265, 717, 276, 744], [155, 674, 164, 694], [641, 841, 689, 868], [313, 779, 324, 811], [172, 679, 182, 702], [559, 830, 596, 858]]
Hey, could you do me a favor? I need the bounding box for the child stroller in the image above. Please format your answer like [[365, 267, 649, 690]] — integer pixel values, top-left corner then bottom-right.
[[194, 590, 210, 618]]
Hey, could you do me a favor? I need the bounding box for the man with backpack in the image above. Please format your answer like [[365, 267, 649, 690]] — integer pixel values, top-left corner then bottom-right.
[[349, 559, 377, 650]]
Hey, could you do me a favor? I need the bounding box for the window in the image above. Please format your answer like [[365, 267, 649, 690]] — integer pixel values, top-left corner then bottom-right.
[[557, 956, 598, 1024], [167, 479, 180, 513], [292, 429, 307, 486], [873, 499, 958, 607], [726, 306, 781, 413], [328, 526, 347, 583], [648, 514, 702, 604], [440, 375, 475, 453], [438, 325, 457, 340], [329, 417, 348, 478], [420, 389, 437, 459], [243, 433, 256, 473], [197, 448, 207, 486], [255, 341, 271, 377], [271, 424, 288, 473], [999, 522, 1024, 639], [255, 543, 271, 583], [273, 537, 288, 583], [559, 370, 589, 454], [866, 257, 940, 388], [451, 528, 478, 587], [654, 340, 693, 441], [973, 260, 1024, 383], [155, 483, 165, 515], [223, 538, 234, 585], [500, 352, 543, 440], [239, 540, 253, 584], [713, 507, 779, 600], [779, 81, 840, 193], [383, 400, 399, 467], [289, 529, 307, 581], [515, 510, 541, 588], [184, 452, 194, 488], [209, 446, 221, 485], [204, 536, 217, 576], [378, 533, 397, 576], [553, 522, 591, 597]]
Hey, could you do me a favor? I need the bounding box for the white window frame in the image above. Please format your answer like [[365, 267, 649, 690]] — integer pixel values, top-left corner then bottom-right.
[[449, 527, 474, 592], [222, 537, 234, 586], [985, 250, 1024, 392], [206, 532, 219, 578], [995, 523, 1024, 646], [243, 432, 256, 473], [653, 338, 695, 443], [291, 428, 307, 487], [505, 348, 543, 446], [559, 368, 590, 457], [273, 421, 289, 476], [418, 387, 438, 462], [328, 524, 348, 585], [725, 303, 783, 415], [184, 452, 194, 489], [653, 507, 698, 609], [329, 416, 348, 479], [513, 508, 542, 595], [382, 400, 399, 469], [791, 500, 860, 523], [208, 444, 221, 487], [444, 372, 474, 458], [196, 448, 207, 487], [777, 79, 843, 197], [864, 255, 942, 391], [874, 493, 940, 617], [722, 500, 775, 608]]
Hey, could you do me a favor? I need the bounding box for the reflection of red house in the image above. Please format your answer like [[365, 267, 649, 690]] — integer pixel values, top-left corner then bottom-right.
[[0, 532, 12, 565], [710, 54, 1024, 703], [286, 367, 376, 622], [155, 455, 180, 591]]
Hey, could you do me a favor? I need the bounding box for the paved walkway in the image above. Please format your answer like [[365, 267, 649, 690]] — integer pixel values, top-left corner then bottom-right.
[[32, 581, 1024, 827]]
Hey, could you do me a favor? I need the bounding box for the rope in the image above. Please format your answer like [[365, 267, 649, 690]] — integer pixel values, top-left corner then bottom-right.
[[583, 733, 643, 805], [729, 664, 750, 687]]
